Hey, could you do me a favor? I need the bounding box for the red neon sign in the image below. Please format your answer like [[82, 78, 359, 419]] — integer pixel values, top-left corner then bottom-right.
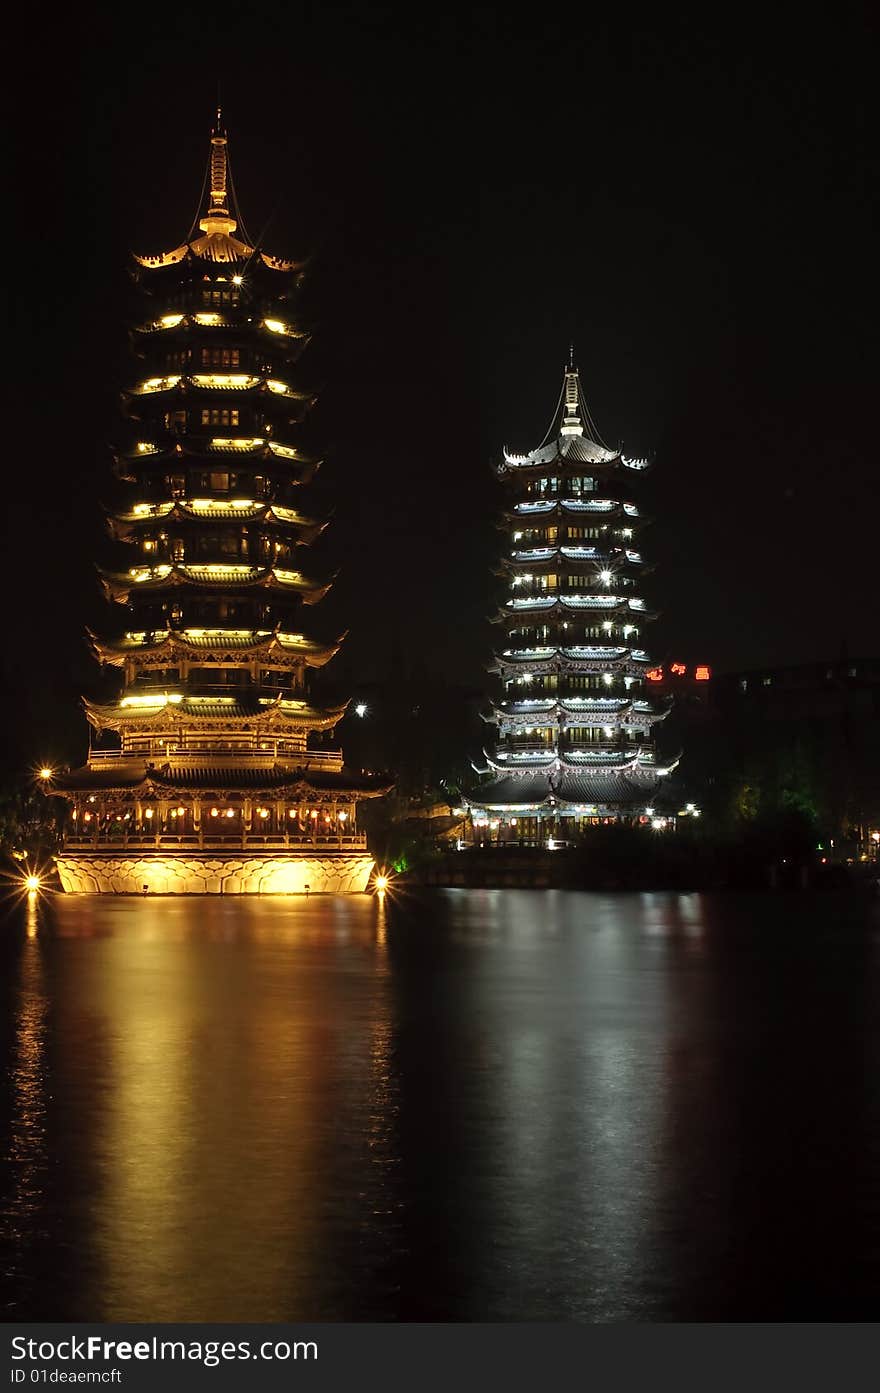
[[694, 665, 711, 681], [670, 662, 687, 675], [646, 667, 663, 682]]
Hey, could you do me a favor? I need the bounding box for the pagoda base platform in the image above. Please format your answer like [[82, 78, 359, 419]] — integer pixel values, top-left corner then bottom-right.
[[54, 850, 375, 895]]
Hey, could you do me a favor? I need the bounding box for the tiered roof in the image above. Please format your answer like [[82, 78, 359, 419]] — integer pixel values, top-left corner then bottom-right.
[[469, 360, 674, 822], [54, 114, 392, 817]]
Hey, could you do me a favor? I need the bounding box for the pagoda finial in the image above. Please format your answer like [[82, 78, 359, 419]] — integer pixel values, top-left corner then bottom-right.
[[560, 358, 583, 437], [199, 106, 236, 237]]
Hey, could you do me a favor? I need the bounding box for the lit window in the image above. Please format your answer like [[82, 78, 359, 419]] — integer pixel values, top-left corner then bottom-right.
[[201, 408, 240, 427], [201, 346, 241, 368]]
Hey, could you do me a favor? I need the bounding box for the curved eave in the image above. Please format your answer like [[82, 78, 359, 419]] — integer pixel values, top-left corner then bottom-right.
[[131, 315, 310, 345], [123, 379, 314, 408], [99, 566, 333, 603], [52, 768, 391, 799], [493, 597, 656, 622], [89, 629, 343, 669], [487, 709, 669, 727], [491, 649, 652, 673], [132, 232, 251, 267], [497, 551, 648, 575], [115, 442, 320, 478], [486, 699, 668, 723], [133, 240, 307, 272], [133, 244, 190, 269], [260, 251, 308, 273], [107, 504, 327, 540], [500, 434, 621, 468], [83, 695, 349, 733], [502, 501, 648, 525], [485, 753, 655, 775]]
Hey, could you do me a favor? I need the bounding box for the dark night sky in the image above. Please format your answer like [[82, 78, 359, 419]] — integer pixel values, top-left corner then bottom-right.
[[5, 6, 877, 775]]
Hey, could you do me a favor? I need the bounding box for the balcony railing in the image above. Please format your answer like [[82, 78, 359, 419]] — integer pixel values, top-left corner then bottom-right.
[[62, 831, 368, 852], [83, 749, 344, 769]]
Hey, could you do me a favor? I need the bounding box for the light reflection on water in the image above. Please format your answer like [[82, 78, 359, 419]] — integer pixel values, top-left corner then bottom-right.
[[1, 889, 877, 1321]]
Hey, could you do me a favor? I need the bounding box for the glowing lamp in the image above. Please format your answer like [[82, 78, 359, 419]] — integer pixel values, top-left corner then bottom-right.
[[338, 811, 348, 823], [695, 665, 711, 681], [39, 766, 54, 780], [210, 808, 219, 817], [83, 812, 92, 822], [288, 810, 296, 818], [259, 808, 269, 819], [355, 702, 368, 718], [310, 810, 319, 820], [232, 274, 243, 285], [226, 810, 234, 819], [510, 818, 518, 826], [375, 874, 389, 892], [599, 570, 612, 585], [145, 808, 154, 819], [25, 874, 41, 892], [177, 807, 185, 816]]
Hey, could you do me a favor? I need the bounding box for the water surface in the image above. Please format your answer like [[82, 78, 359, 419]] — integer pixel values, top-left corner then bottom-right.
[[1, 888, 878, 1320]]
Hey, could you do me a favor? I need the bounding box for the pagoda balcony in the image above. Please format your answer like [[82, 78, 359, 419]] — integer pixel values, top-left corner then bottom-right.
[[505, 548, 645, 570], [85, 748, 344, 769], [496, 741, 556, 753], [508, 498, 645, 519], [63, 830, 368, 852], [501, 595, 645, 612]]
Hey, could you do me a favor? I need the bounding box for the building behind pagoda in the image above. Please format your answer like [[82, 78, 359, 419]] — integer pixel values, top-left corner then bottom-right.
[[51, 118, 389, 894], [467, 362, 677, 843]]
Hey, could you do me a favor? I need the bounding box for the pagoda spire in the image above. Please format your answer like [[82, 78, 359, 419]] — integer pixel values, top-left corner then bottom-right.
[[560, 358, 584, 437], [199, 108, 237, 237]]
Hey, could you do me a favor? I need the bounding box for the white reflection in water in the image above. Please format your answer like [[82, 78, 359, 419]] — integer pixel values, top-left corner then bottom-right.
[[446, 890, 675, 1318]]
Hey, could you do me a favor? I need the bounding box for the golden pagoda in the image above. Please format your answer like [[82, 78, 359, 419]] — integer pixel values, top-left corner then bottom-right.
[[51, 114, 390, 893]]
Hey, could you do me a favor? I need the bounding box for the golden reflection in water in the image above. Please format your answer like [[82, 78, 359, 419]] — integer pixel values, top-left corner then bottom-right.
[[48, 895, 392, 1321], [4, 896, 49, 1290], [374, 890, 388, 950]]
